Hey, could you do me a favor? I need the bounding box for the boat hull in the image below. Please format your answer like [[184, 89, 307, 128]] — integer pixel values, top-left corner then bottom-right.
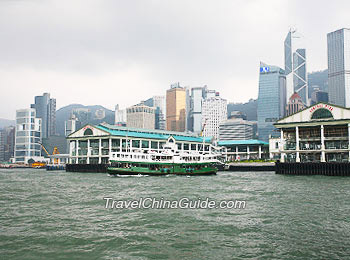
[[107, 166, 217, 176]]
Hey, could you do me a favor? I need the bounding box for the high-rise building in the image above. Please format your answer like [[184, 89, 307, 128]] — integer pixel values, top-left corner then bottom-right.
[[114, 105, 127, 126], [126, 103, 155, 129], [166, 83, 187, 132], [0, 126, 15, 162], [327, 28, 350, 107], [187, 86, 217, 134], [257, 62, 286, 142], [14, 108, 43, 163], [202, 96, 227, 140], [284, 29, 308, 105], [285, 92, 305, 116], [65, 114, 80, 137], [144, 96, 166, 130], [311, 90, 329, 105], [31, 93, 56, 138]]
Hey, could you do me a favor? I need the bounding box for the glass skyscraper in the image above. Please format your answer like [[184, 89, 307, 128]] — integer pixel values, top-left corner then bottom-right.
[[327, 28, 350, 107], [284, 30, 308, 105], [258, 62, 286, 142]]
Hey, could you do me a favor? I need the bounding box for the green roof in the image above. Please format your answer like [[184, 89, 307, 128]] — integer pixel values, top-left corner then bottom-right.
[[95, 124, 212, 143], [218, 140, 268, 146]]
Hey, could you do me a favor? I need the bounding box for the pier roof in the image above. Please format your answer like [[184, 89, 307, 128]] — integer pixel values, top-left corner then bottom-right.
[[68, 123, 212, 143], [218, 140, 268, 146]]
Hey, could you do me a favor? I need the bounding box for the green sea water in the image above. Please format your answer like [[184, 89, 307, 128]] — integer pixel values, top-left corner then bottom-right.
[[1, 169, 350, 260]]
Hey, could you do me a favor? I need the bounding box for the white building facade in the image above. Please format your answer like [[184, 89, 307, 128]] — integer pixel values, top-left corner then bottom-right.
[[14, 108, 43, 163], [274, 102, 350, 163], [202, 96, 227, 140], [126, 104, 155, 130]]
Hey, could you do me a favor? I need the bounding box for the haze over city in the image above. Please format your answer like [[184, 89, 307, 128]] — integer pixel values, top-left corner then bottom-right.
[[0, 0, 349, 119]]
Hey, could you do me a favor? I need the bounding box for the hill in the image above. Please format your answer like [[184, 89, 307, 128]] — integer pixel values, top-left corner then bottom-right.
[[0, 118, 15, 129], [56, 104, 115, 136]]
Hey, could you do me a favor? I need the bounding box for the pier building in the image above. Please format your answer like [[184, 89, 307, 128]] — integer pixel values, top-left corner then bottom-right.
[[67, 123, 219, 164], [273, 102, 350, 162], [217, 140, 269, 161]]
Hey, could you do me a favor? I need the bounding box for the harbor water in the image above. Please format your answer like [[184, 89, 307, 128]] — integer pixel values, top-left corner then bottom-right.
[[1, 169, 350, 259]]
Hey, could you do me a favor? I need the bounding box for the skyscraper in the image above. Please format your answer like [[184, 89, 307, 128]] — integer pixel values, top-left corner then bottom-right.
[[166, 83, 187, 132], [31, 93, 56, 138], [257, 62, 286, 142], [0, 126, 15, 162], [202, 95, 227, 140], [144, 96, 166, 130], [284, 29, 308, 105], [14, 108, 42, 163], [327, 28, 350, 107], [187, 86, 217, 134]]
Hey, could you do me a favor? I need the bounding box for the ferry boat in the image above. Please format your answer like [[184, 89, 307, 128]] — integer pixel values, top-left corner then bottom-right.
[[107, 141, 221, 176]]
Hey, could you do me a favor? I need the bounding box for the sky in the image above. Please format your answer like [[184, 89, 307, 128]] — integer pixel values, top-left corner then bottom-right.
[[0, 0, 349, 119]]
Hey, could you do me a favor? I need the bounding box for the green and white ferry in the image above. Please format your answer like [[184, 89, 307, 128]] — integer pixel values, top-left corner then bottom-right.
[[107, 140, 221, 176]]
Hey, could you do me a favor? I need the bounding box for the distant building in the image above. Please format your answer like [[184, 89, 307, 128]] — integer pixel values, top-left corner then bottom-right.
[[311, 90, 329, 105], [284, 29, 308, 105], [257, 62, 286, 142], [144, 96, 166, 130], [0, 126, 15, 162], [327, 28, 350, 107], [286, 92, 306, 116], [31, 93, 56, 138], [166, 83, 187, 132], [14, 108, 43, 163], [114, 105, 127, 126], [219, 118, 254, 141], [202, 96, 227, 140], [228, 111, 247, 120], [126, 103, 155, 129], [187, 86, 217, 134], [65, 114, 80, 137], [72, 108, 92, 125]]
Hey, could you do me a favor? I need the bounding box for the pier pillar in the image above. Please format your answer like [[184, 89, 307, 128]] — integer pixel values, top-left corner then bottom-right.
[[87, 139, 90, 164], [109, 138, 112, 157], [258, 145, 262, 159], [280, 129, 285, 163], [348, 123, 350, 162], [247, 146, 250, 160], [296, 126, 300, 162], [321, 125, 326, 162], [98, 138, 102, 164], [75, 140, 79, 164]]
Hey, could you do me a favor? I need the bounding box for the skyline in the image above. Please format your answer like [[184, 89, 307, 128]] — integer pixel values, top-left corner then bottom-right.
[[1, 0, 349, 119]]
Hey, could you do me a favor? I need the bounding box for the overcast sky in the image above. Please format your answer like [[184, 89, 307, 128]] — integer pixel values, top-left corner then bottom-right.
[[0, 0, 349, 119]]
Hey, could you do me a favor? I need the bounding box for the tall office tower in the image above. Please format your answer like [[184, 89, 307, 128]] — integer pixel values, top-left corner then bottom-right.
[[166, 83, 187, 132], [14, 108, 42, 163], [114, 105, 127, 126], [0, 126, 15, 162], [285, 92, 305, 116], [144, 96, 166, 130], [284, 29, 308, 106], [257, 62, 286, 142], [31, 93, 56, 138], [327, 28, 350, 107], [202, 96, 227, 140], [187, 86, 217, 134], [126, 103, 155, 129]]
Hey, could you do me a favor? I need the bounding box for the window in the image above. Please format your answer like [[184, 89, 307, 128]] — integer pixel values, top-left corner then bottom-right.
[[84, 128, 93, 136], [311, 109, 333, 120]]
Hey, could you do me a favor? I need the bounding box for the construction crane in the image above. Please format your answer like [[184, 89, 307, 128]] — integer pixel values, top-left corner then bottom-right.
[[39, 142, 60, 164]]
